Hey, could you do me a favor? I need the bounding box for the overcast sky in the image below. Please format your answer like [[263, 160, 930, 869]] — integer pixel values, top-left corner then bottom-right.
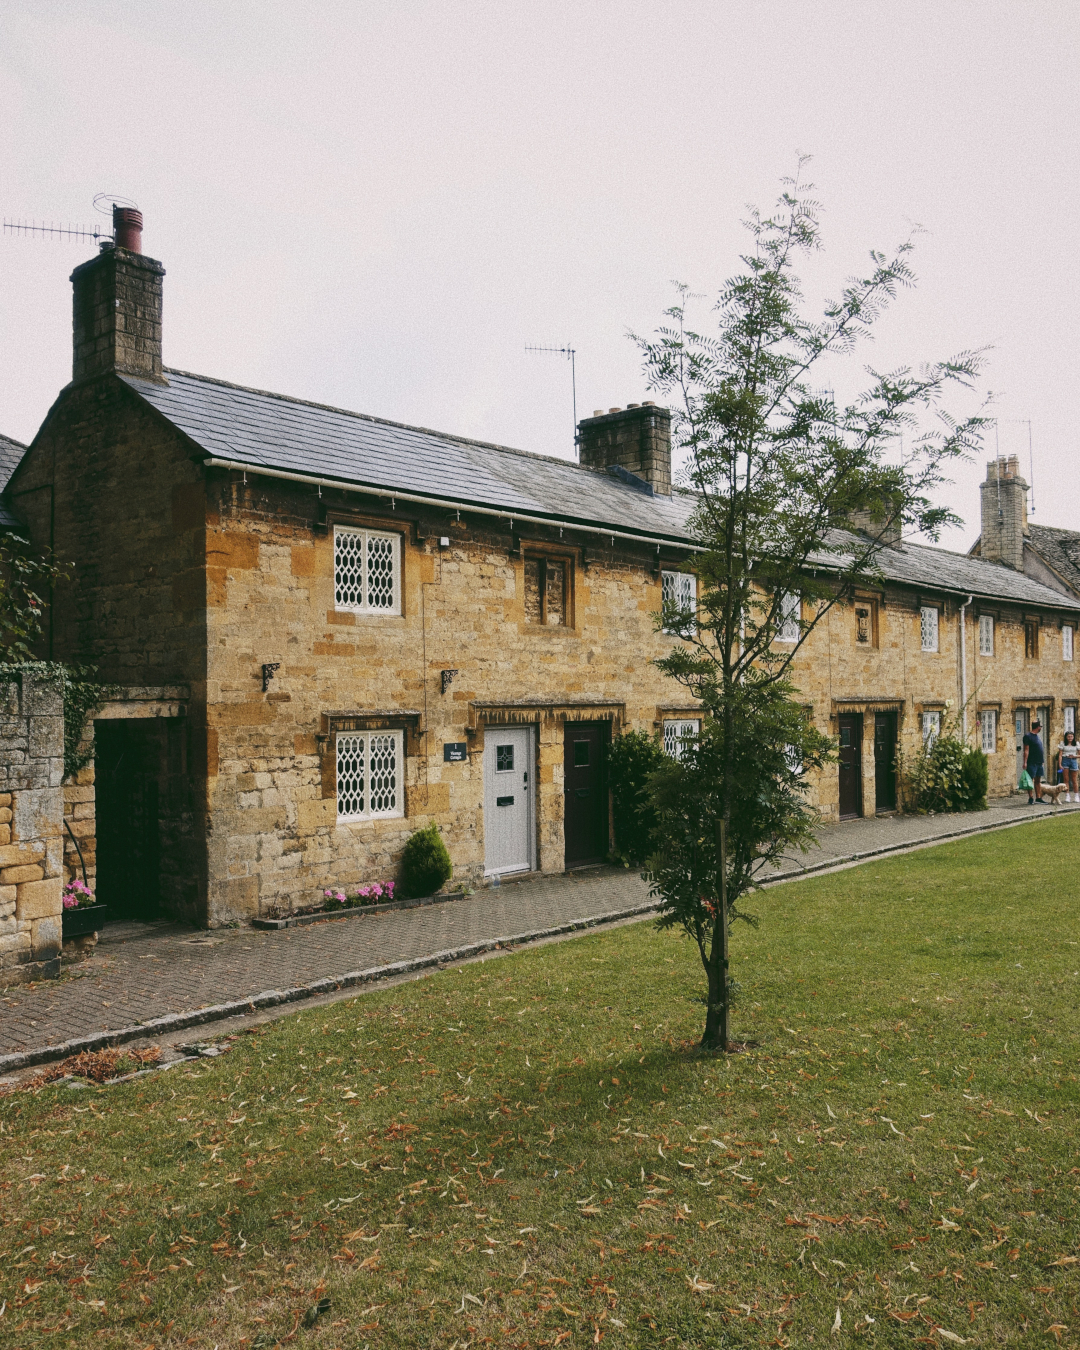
[[2, 0, 1076, 549]]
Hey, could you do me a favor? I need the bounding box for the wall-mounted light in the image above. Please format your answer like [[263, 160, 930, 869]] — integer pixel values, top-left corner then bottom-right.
[[262, 662, 280, 692], [441, 669, 459, 695]]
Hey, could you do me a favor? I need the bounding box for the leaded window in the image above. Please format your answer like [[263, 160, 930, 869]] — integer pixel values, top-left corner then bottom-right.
[[921, 711, 942, 745], [920, 606, 939, 653], [1025, 619, 1039, 660], [334, 526, 401, 614], [979, 614, 994, 656], [980, 709, 997, 754], [1066, 706, 1076, 735], [336, 730, 404, 822], [663, 719, 700, 761], [777, 592, 800, 643], [661, 571, 697, 634], [1064, 625, 1074, 662]]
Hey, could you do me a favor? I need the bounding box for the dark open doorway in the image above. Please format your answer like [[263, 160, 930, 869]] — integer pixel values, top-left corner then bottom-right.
[[93, 718, 196, 922]]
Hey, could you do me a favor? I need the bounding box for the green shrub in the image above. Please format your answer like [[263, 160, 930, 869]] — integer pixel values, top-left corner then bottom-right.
[[400, 823, 453, 898], [898, 711, 989, 814], [607, 729, 667, 865], [958, 745, 989, 810]]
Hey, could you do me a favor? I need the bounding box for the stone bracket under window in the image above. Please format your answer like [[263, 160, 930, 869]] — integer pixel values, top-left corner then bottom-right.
[[317, 709, 422, 799]]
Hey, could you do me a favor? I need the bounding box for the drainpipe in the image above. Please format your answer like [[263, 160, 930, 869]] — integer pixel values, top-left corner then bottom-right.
[[959, 594, 973, 740]]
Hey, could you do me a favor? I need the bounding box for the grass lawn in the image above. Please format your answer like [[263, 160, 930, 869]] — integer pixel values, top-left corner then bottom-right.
[[2, 816, 1079, 1349]]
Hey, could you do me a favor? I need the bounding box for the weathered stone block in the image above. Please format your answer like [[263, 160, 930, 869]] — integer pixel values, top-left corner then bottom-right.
[[2, 864, 44, 885], [0, 843, 44, 868], [297, 798, 335, 832], [29, 716, 64, 759], [0, 825, 9, 846], [15, 876, 62, 920], [211, 874, 259, 922], [30, 916, 62, 959], [12, 787, 63, 842]]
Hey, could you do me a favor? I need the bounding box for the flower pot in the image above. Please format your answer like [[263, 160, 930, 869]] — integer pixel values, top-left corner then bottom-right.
[[62, 903, 108, 939]]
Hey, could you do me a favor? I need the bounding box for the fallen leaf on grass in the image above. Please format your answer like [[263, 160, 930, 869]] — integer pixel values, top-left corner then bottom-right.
[[831, 1307, 841, 1335]]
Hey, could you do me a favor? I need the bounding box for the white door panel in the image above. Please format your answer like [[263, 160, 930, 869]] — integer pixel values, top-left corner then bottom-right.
[[483, 727, 535, 876]]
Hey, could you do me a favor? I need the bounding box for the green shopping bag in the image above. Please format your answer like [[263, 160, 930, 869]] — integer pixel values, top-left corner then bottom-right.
[[1018, 769, 1033, 790]]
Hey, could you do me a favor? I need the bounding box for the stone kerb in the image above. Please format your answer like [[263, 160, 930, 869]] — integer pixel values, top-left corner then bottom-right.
[[0, 669, 64, 983]]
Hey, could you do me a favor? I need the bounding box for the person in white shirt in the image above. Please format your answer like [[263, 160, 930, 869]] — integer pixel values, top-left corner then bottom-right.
[[1059, 730, 1079, 802]]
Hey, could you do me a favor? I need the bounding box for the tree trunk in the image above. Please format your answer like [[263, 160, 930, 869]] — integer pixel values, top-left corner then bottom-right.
[[701, 817, 730, 1050]]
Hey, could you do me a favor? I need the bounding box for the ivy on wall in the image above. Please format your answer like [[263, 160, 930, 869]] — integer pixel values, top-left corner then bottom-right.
[[0, 661, 120, 779]]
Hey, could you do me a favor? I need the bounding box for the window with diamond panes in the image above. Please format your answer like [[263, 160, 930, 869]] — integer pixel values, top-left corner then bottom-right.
[[920, 606, 939, 652], [1066, 706, 1076, 735], [980, 709, 997, 754], [777, 592, 800, 643], [334, 526, 401, 614], [979, 614, 994, 656], [336, 730, 403, 822], [661, 571, 697, 634], [663, 719, 700, 761], [1064, 625, 1074, 662], [921, 711, 941, 745]]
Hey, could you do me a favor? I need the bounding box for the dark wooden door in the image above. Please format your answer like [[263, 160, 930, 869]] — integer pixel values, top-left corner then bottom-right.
[[563, 723, 608, 867], [838, 713, 862, 820], [874, 712, 897, 811]]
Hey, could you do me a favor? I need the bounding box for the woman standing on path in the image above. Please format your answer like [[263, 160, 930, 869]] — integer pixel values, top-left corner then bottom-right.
[[1059, 729, 1079, 802]]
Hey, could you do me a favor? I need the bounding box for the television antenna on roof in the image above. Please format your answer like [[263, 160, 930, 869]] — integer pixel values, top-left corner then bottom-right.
[[525, 343, 578, 458], [3, 193, 139, 245]]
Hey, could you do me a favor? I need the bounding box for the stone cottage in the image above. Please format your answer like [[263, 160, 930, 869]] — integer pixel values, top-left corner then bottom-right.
[[3, 218, 1079, 936]]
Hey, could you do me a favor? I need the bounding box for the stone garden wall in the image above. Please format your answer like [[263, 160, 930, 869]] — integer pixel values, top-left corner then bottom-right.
[[0, 669, 64, 982]]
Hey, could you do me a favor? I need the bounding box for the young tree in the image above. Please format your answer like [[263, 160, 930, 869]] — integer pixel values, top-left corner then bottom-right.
[[638, 164, 986, 1050]]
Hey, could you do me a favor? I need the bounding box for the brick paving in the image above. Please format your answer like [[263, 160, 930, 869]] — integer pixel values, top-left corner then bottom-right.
[[2, 794, 1074, 1065]]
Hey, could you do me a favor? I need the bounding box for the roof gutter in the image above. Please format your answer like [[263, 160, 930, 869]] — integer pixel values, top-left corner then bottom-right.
[[201, 456, 703, 553]]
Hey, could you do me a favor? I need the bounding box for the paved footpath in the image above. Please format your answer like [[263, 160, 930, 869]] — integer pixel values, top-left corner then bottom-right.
[[1, 794, 1074, 1070]]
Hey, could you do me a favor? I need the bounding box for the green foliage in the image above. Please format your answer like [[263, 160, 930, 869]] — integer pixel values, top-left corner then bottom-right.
[[0, 528, 68, 662], [635, 164, 986, 1046], [644, 676, 832, 941], [898, 708, 989, 814], [606, 728, 666, 865], [400, 821, 453, 898]]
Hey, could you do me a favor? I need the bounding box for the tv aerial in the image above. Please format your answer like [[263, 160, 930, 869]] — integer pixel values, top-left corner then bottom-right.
[[3, 193, 139, 245], [525, 342, 578, 456]]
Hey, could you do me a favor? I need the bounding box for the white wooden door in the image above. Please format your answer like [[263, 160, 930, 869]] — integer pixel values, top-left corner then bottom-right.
[[483, 727, 534, 876]]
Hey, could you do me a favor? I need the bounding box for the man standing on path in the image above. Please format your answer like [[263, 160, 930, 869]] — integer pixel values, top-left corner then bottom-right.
[[1023, 718, 1046, 805]]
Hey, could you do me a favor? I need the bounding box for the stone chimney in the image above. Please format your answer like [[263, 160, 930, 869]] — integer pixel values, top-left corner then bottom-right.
[[979, 455, 1028, 570], [847, 500, 902, 546], [577, 403, 671, 496], [71, 206, 166, 384]]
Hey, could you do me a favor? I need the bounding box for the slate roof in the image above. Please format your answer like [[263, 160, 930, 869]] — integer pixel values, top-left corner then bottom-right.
[[121, 370, 695, 543], [118, 368, 1080, 613], [1026, 524, 1080, 597], [0, 433, 27, 531], [823, 529, 1080, 612]]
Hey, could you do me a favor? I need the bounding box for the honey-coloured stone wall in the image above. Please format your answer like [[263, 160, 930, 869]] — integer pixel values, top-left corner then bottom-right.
[[200, 472, 702, 921], [0, 670, 64, 982]]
